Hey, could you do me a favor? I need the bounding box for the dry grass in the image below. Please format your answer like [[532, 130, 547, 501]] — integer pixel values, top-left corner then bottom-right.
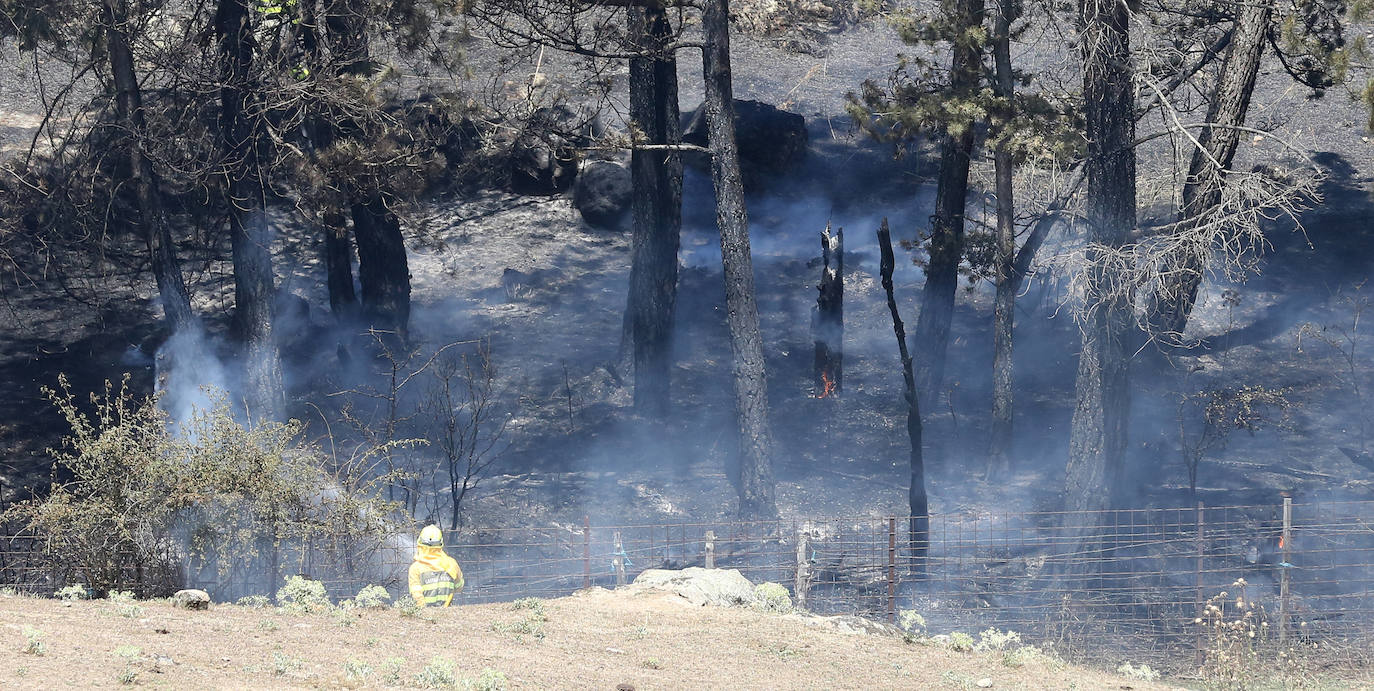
[[0, 587, 1192, 690]]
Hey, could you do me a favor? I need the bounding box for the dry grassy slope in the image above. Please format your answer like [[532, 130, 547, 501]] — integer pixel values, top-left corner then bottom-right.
[[0, 588, 1183, 690]]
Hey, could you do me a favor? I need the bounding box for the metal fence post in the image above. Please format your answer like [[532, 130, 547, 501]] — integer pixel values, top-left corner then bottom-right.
[[795, 525, 810, 610], [613, 531, 626, 586], [705, 530, 716, 569], [887, 517, 897, 625], [1279, 497, 1292, 644], [1195, 502, 1205, 667], [583, 516, 591, 590]]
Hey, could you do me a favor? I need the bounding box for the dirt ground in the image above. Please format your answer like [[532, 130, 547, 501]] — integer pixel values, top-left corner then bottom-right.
[[0, 587, 1197, 690]]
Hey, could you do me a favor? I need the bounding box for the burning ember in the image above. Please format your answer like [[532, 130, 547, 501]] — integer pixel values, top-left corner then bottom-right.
[[817, 371, 836, 398]]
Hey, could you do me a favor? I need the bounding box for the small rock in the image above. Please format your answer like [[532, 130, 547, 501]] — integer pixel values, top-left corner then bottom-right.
[[976, 678, 993, 688], [171, 589, 211, 611]]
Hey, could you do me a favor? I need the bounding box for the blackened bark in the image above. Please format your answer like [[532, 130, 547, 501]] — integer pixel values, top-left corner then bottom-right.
[[1063, 0, 1135, 533], [103, 0, 194, 332], [1145, 0, 1271, 341], [217, 0, 285, 422], [879, 219, 928, 573], [352, 193, 411, 341], [987, 0, 1017, 470], [325, 0, 370, 74], [913, 0, 984, 400], [625, 3, 683, 418], [702, 0, 777, 518], [323, 211, 359, 319], [813, 223, 843, 396]]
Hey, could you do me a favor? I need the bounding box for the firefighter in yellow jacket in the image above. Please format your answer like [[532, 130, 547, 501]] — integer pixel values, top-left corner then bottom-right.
[[408, 525, 464, 607]]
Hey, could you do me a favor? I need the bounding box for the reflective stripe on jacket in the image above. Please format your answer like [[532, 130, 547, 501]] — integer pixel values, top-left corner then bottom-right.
[[408, 545, 463, 607]]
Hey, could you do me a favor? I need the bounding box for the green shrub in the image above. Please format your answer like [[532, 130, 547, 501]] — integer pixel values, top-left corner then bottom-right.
[[381, 657, 406, 685], [117, 667, 138, 685], [0, 586, 17, 597], [237, 595, 271, 608], [55, 584, 87, 601], [277, 575, 330, 614], [344, 659, 373, 682], [352, 584, 391, 609], [752, 582, 792, 613], [1, 377, 401, 596], [414, 657, 458, 688], [21, 627, 45, 656], [271, 652, 303, 677], [462, 668, 507, 691], [1117, 662, 1160, 682], [393, 597, 421, 617], [974, 628, 1020, 652], [947, 632, 975, 652], [108, 590, 135, 602]]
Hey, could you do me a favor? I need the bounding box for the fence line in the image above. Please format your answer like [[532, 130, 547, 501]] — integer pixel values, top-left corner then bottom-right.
[[4, 499, 1374, 671]]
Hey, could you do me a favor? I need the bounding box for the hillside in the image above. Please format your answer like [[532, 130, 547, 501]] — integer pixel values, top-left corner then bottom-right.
[[0, 584, 1188, 690]]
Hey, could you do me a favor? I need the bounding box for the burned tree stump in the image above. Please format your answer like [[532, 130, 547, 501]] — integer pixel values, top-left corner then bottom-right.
[[813, 223, 844, 398]]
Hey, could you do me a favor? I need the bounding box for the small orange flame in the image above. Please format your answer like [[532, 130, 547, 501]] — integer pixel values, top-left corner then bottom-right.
[[1279, 535, 1285, 549], [818, 371, 836, 398]]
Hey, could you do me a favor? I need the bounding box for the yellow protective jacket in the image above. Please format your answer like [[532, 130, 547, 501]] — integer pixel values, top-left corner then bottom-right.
[[408, 545, 463, 607]]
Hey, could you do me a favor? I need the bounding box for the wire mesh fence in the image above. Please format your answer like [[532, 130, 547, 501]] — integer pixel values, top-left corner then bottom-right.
[[4, 499, 1373, 671]]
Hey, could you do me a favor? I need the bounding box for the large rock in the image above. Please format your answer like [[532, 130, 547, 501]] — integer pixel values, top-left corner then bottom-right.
[[574, 160, 632, 228], [681, 100, 808, 189], [628, 567, 757, 607], [509, 106, 603, 196], [171, 589, 211, 611]]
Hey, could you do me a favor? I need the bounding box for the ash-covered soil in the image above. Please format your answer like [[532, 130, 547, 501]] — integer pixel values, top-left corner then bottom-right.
[[2, 18, 1374, 531]]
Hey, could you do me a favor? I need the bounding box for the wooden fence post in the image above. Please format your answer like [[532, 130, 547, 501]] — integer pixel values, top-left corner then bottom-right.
[[583, 516, 590, 590], [705, 530, 716, 569], [1279, 497, 1292, 644], [795, 526, 810, 610]]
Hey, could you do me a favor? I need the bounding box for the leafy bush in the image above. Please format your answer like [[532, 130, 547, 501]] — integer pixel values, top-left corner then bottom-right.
[[2, 377, 400, 596], [947, 632, 975, 652], [974, 628, 1021, 652], [56, 584, 87, 601], [414, 657, 457, 688], [462, 668, 508, 691], [237, 595, 271, 608], [352, 584, 391, 609], [21, 627, 45, 656], [344, 659, 373, 682], [1117, 662, 1161, 682], [271, 652, 303, 677], [277, 575, 330, 614], [752, 582, 792, 613]]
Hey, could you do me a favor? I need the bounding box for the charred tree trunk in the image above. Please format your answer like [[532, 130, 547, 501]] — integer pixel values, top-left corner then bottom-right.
[[987, 0, 1018, 471], [352, 193, 411, 341], [217, 0, 285, 422], [300, 10, 360, 323], [1062, 0, 1135, 548], [625, 3, 683, 418], [103, 0, 195, 332], [702, 0, 777, 518], [1145, 0, 1271, 342], [913, 0, 984, 401], [879, 219, 928, 573], [322, 211, 359, 320], [813, 223, 843, 397]]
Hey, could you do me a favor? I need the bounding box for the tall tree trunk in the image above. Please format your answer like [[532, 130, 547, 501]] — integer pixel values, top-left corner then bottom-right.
[[217, 0, 285, 422], [987, 0, 1018, 471], [103, 0, 194, 332], [1145, 0, 1272, 342], [879, 219, 928, 573], [1063, 0, 1135, 537], [625, 3, 683, 418], [702, 0, 777, 518], [352, 193, 411, 341], [322, 211, 359, 320], [300, 5, 360, 322], [913, 0, 984, 401]]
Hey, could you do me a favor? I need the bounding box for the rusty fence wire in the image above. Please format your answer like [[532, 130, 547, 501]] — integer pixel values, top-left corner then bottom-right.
[[4, 499, 1374, 671]]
